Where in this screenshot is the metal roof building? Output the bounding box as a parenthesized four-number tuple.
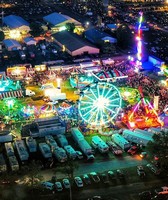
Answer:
(3, 15, 30, 32)
(3, 39, 22, 51)
(84, 28, 117, 44)
(52, 31, 100, 56)
(43, 12, 81, 32)
(23, 37, 36, 46)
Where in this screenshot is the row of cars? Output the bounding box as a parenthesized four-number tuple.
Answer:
(139, 186, 168, 200)
(41, 170, 125, 191)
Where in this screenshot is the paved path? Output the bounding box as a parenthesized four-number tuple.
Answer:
(40, 156, 148, 181)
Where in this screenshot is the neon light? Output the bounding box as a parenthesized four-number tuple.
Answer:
(136, 12, 143, 66)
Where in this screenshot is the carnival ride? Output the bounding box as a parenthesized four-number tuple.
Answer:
(78, 82, 122, 127)
(122, 87, 162, 129)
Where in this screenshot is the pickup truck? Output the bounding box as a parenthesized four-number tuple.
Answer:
(106, 141, 122, 155)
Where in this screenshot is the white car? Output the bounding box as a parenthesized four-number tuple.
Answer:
(55, 181, 63, 191)
(62, 178, 70, 189)
(74, 177, 83, 188)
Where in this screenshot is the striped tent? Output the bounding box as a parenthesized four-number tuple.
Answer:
(0, 90, 23, 99)
(95, 69, 125, 79)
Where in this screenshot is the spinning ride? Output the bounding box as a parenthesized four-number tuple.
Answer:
(78, 82, 122, 127)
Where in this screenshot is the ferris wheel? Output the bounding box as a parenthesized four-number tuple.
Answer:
(78, 82, 122, 127)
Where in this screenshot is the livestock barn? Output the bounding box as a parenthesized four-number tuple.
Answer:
(52, 31, 100, 56)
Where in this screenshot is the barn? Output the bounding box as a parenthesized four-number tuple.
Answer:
(43, 12, 81, 32)
(3, 15, 30, 33)
(52, 31, 100, 56)
(3, 39, 22, 51)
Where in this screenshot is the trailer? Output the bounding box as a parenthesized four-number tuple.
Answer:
(64, 145, 77, 160)
(56, 134, 68, 147)
(39, 143, 52, 159)
(45, 135, 58, 150)
(8, 156, 19, 171)
(92, 136, 109, 153)
(112, 133, 131, 151)
(71, 128, 84, 143)
(71, 128, 94, 159)
(5, 142, 15, 157)
(26, 137, 37, 153)
(14, 140, 29, 162)
(148, 128, 161, 134)
(122, 129, 153, 146)
(53, 147, 67, 163)
(0, 153, 7, 173)
(134, 129, 154, 138)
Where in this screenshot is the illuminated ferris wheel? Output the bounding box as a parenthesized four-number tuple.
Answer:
(78, 82, 122, 127)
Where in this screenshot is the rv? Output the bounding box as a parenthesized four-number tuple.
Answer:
(14, 140, 29, 162)
(26, 137, 37, 153)
(0, 153, 7, 173)
(39, 143, 52, 159)
(53, 147, 67, 163)
(71, 128, 94, 160)
(5, 142, 15, 157)
(8, 156, 19, 171)
(64, 145, 77, 160)
(56, 134, 68, 148)
(112, 133, 131, 151)
(122, 129, 153, 146)
(92, 136, 109, 153)
(45, 135, 58, 150)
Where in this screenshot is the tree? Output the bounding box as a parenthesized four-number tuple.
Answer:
(101, 42, 116, 54)
(116, 24, 133, 49)
(29, 22, 44, 37)
(0, 31, 5, 42)
(65, 23, 75, 32)
(146, 131, 168, 169)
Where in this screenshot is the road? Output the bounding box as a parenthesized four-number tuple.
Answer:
(40, 155, 147, 181)
(72, 178, 168, 200)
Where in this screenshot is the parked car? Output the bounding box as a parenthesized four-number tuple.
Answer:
(155, 186, 168, 195)
(62, 178, 70, 189)
(55, 181, 63, 191)
(107, 171, 115, 180)
(88, 196, 102, 200)
(76, 151, 83, 159)
(139, 191, 151, 200)
(83, 174, 91, 185)
(137, 166, 146, 178)
(116, 169, 125, 179)
(41, 181, 54, 190)
(100, 173, 109, 184)
(127, 145, 138, 155)
(74, 177, 83, 188)
(146, 163, 161, 175)
(90, 172, 100, 183)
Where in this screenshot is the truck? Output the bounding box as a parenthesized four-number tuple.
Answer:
(26, 137, 37, 153)
(53, 147, 67, 163)
(64, 145, 77, 160)
(39, 143, 52, 159)
(45, 135, 58, 150)
(106, 141, 123, 155)
(14, 140, 29, 162)
(71, 128, 94, 160)
(5, 142, 15, 157)
(112, 133, 131, 151)
(8, 156, 19, 171)
(0, 153, 7, 173)
(122, 129, 153, 146)
(91, 136, 109, 153)
(56, 134, 68, 147)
